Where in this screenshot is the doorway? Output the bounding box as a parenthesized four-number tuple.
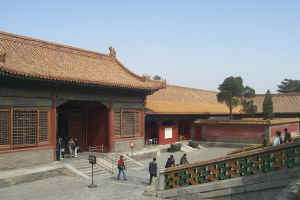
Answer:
(57, 101, 109, 152)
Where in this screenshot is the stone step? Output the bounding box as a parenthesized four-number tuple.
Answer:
(86, 170, 107, 176)
(181, 144, 198, 153)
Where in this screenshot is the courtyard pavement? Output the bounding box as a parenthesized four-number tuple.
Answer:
(0, 147, 235, 200)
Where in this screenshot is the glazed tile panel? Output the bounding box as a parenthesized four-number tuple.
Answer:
(163, 142, 300, 190)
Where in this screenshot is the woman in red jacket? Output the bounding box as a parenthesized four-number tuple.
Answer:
(117, 155, 127, 180)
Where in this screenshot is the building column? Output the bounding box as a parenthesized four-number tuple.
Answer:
(108, 104, 114, 152)
(265, 125, 271, 143)
(191, 126, 195, 140)
(52, 98, 57, 161)
(202, 125, 207, 141)
(141, 109, 145, 138)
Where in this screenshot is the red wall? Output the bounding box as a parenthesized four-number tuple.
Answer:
(158, 121, 179, 145)
(194, 126, 202, 141)
(87, 105, 108, 151)
(179, 122, 192, 140)
(270, 123, 299, 138)
(203, 125, 266, 143)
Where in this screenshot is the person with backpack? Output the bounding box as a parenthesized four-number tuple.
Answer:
(149, 157, 157, 185)
(117, 155, 127, 180)
(180, 153, 189, 165)
(165, 155, 175, 168)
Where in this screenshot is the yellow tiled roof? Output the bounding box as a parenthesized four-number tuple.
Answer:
(253, 93, 300, 113)
(146, 100, 241, 114)
(0, 30, 164, 90)
(147, 85, 300, 115)
(146, 85, 241, 114)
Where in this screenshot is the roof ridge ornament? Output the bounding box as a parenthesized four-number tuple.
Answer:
(0, 49, 6, 63)
(108, 46, 116, 58)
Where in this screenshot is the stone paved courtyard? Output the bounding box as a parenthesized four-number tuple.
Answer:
(0, 147, 235, 200)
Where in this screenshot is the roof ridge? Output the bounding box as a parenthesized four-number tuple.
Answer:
(114, 58, 166, 86)
(0, 30, 165, 90)
(255, 92, 300, 97)
(0, 30, 109, 59)
(167, 84, 217, 93)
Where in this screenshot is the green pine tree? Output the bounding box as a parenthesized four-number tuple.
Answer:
(263, 90, 273, 119)
(217, 76, 244, 119)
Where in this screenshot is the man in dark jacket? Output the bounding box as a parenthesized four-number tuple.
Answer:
(165, 155, 175, 168)
(284, 128, 292, 143)
(149, 157, 157, 185)
(180, 153, 189, 165)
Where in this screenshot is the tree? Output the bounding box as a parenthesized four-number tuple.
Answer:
(152, 75, 162, 80)
(241, 86, 257, 114)
(243, 86, 256, 98)
(217, 76, 244, 119)
(263, 90, 273, 119)
(241, 99, 257, 114)
(277, 79, 300, 93)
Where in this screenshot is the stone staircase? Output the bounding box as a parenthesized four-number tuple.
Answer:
(65, 152, 145, 177)
(100, 153, 144, 172)
(69, 158, 110, 177)
(181, 144, 198, 153)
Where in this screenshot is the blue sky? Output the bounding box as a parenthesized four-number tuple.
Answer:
(1, 1, 300, 93)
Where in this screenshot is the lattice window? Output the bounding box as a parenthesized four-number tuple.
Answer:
(39, 111, 49, 142)
(0, 110, 10, 146)
(122, 111, 135, 137)
(135, 111, 140, 135)
(13, 110, 38, 147)
(120, 110, 140, 137)
(114, 110, 121, 136)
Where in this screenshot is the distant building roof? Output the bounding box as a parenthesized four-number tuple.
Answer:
(194, 118, 300, 125)
(0, 30, 165, 90)
(147, 84, 300, 115)
(253, 93, 300, 113)
(146, 85, 241, 114)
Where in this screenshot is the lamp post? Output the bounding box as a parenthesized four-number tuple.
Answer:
(88, 155, 97, 188)
(130, 142, 134, 157)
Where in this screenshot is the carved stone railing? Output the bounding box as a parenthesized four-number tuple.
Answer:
(158, 141, 300, 190)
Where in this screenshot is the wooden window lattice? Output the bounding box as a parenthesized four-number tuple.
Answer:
(135, 112, 140, 134)
(0, 110, 10, 146)
(39, 111, 49, 142)
(122, 111, 135, 137)
(114, 111, 121, 136)
(13, 110, 38, 147)
(114, 110, 140, 137)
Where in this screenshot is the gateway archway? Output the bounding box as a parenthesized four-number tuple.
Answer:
(57, 101, 109, 152)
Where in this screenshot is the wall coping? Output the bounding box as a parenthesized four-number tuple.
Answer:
(0, 145, 54, 154)
(161, 141, 300, 174)
(194, 118, 300, 126)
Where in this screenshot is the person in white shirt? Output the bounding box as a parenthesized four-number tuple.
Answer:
(273, 131, 281, 146)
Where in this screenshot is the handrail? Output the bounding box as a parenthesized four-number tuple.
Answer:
(88, 145, 104, 153)
(159, 141, 300, 190)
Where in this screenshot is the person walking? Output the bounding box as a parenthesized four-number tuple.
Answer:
(279, 131, 283, 144)
(74, 138, 79, 158)
(180, 153, 189, 165)
(68, 137, 75, 158)
(149, 157, 157, 185)
(284, 128, 292, 143)
(165, 155, 175, 168)
(273, 131, 282, 146)
(61, 137, 65, 160)
(117, 155, 127, 180)
(56, 137, 63, 161)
